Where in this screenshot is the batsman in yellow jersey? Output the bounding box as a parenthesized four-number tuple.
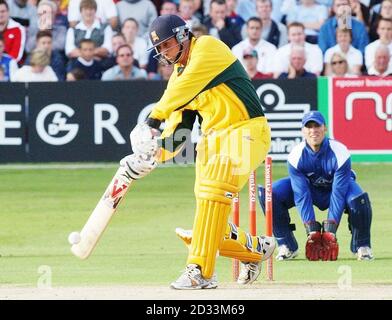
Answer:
(120, 14, 275, 290)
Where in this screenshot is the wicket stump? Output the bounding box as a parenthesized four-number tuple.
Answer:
(232, 156, 273, 281)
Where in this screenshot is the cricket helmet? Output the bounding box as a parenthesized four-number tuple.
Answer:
(149, 14, 189, 49)
(148, 14, 190, 65)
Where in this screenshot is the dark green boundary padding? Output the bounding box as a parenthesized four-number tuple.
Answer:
(317, 77, 392, 162)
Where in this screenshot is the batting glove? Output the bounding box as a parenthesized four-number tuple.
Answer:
(130, 122, 161, 157)
(120, 153, 158, 181)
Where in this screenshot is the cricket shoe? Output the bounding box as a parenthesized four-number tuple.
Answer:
(205, 273, 218, 289)
(170, 264, 217, 290)
(237, 236, 275, 285)
(357, 246, 374, 261)
(276, 245, 298, 261)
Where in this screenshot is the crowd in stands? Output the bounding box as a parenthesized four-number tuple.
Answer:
(0, 0, 391, 82)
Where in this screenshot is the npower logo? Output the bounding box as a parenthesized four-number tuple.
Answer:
(345, 92, 392, 132)
(331, 77, 392, 153)
(36, 104, 79, 145)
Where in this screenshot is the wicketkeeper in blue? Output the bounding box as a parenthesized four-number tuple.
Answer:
(258, 111, 373, 261)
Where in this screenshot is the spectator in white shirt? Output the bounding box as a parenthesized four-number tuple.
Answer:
(65, 0, 113, 60)
(367, 44, 392, 76)
(232, 16, 276, 74)
(286, 0, 328, 44)
(365, 18, 392, 73)
(278, 45, 317, 79)
(12, 48, 58, 81)
(324, 28, 363, 75)
(68, 0, 118, 30)
(121, 17, 148, 69)
(273, 22, 323, 77)
(328, 52, 357, 77)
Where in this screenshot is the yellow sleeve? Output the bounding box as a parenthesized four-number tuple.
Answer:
(149, 36, 236, 121)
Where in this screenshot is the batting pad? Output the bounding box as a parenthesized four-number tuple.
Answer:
(176, 224, 264, 263)
(218, 223, 264, 262)
(187, 155, 239, 279)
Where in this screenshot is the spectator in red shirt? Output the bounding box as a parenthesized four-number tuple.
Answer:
(243, 48, 273, 79)
(0, 0, 25, 62)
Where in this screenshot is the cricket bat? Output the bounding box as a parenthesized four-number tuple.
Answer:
(71, 167, 133, 259)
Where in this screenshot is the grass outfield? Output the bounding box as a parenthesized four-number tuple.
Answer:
(0, 163, 391, 287)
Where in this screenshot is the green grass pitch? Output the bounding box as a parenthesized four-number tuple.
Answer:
(0, 163, 391, 287)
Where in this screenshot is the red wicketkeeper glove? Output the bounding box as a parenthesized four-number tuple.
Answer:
(305, 221, 323, 261)
(320, 220, 339, 261)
